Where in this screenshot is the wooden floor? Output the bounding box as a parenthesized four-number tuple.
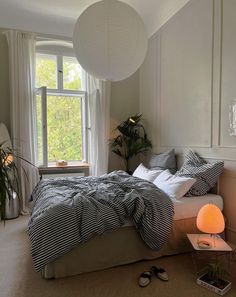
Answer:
(0, 215, 236, 297)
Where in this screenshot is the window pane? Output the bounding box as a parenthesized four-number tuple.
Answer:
(36, 93, 43, 166)
(63, 56, 82, 90)
(36, 54, 57, 89)
(47, 95, 83, 162)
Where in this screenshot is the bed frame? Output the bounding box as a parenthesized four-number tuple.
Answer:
(42, 216, 199, 279)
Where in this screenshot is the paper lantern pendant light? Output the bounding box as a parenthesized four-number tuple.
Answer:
(73, 0, 148, 81)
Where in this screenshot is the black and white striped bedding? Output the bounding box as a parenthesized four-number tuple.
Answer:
(28, 170, 174, 272)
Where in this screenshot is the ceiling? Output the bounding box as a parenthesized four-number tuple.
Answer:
(0, 0, 190, 38)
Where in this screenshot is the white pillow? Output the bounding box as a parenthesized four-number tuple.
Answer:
(133, 163, 163, 182)
(153, 170, 196, 200)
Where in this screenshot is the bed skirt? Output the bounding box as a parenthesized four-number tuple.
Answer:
(42, 217, 198, 279)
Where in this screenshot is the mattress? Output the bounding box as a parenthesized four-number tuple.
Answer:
(172, 194, 223, 220)
(124, 194, 223, 227)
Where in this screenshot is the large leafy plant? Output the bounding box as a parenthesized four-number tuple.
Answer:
(111, 114, 152, 173)
(0, 143, 19, 220)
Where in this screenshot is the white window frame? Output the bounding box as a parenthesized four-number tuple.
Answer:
(35, 50, 88, 168)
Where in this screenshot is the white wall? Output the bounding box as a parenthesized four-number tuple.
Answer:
(109, 71, 140, 172)
(140, 0, 236, 244)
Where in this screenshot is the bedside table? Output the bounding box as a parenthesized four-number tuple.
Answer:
(187, 234, 232, 275)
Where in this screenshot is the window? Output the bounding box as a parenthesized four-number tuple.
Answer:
(36, 53, 57, 89)
(35, 51, 87, 167)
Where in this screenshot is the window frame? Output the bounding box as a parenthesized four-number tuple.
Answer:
(35, 50, 88, 168)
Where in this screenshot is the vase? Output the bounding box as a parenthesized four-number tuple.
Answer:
(5, 190, 20, 219)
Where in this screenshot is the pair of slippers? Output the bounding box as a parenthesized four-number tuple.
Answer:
(139, 266, 168, 287)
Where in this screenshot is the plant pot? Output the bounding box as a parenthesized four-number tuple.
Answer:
(197, 273, 231, 296)
(5, 190, 20, 219)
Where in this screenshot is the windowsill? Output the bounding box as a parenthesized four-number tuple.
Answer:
(48, 161, 89, 168)
(38, 161, 89, 168)
(38, 162, 90, 176)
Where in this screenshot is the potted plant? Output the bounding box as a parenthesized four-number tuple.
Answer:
(0, 142, 20, 220)
(110, 114, 152, 174)
(197, 262, 231, 295)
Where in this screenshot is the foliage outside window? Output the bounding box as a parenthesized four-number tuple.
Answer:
(36, 54, 57, 89)
(35, 51, 87, 167)
(63, 56, 82, 90)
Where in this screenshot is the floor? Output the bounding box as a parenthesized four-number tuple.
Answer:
(0, 215, 236, 297)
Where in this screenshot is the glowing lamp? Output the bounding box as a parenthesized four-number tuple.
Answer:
(4, 153, 14, 166)
(196, 204, 225, 248)
(129, 117, 136, 124)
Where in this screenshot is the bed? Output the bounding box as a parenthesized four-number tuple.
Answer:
(41, 194, 223, 279)
(28, 171, 223, 279)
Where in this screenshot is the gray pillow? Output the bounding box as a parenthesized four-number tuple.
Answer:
(148, 149, 177, 174)
(176, 150, 224, 196)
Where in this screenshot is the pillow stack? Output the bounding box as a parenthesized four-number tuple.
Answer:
(133, 149, 223, 199)
(153, 170, 196, 200)
(176, 150, 224, 196)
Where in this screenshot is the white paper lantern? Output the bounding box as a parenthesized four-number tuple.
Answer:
(73, 0, 148, 81)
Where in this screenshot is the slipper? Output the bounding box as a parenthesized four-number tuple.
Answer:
(151, 266, 169, 281)
(138, 271, 152, 287)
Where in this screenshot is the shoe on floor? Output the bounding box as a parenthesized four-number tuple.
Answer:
(151, 266, 169, 281)
(138, 271, 152, 287)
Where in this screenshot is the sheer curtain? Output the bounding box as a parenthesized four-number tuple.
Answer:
(5, 30, 39, 214)
(85, 74, 111, 176)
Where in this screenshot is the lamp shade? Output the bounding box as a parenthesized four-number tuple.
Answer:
(4, 153, 13, 166)
(196, 204, 225, 234)
(73, 0, 148, 81)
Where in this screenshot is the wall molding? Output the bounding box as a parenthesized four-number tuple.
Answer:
(140, 0, 236, 243)
(210, 0, 215, 148)
(218, 0, 236, 148)
(218, 0, 223, 146)
(158, 0, 213, 148)
(144, 0, 236, 152)
(140, 0, 236, 244)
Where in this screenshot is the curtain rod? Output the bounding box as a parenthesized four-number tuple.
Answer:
(36, 33, 72, 42)
(1, 28, 72, 42)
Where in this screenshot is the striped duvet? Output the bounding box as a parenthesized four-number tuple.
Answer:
(28, 170, 174, 272)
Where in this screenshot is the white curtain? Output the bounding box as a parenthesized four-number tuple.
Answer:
(5, 30, 39, 214)
(85, 74, 111, 176)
